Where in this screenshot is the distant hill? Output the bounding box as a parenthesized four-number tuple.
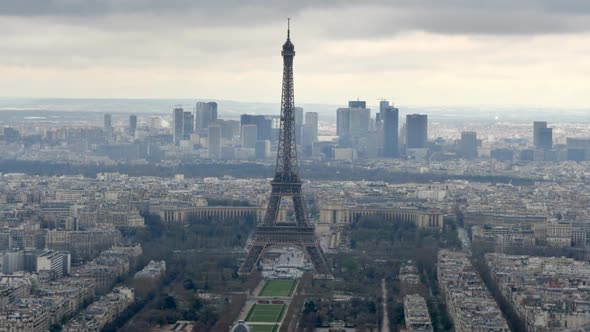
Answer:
(0, 98, 588, 123)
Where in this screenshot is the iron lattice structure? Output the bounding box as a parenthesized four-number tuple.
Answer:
(239, 24, 330, 275)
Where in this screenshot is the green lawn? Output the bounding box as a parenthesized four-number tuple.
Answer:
(249, 324, 279, 332)
(246, 304, 286, 323)
(259, 279, 297, 297)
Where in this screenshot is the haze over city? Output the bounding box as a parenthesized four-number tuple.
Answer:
(1, 2, 590, 332)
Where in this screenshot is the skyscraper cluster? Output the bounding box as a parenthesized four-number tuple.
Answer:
(335, 99, 429, 160)
(240, 115, 273, 142)
(168, 101, 319, 161)
(516, 121, 556, 162)
(93, 99, 572, 164)
(154, 101, 590, 164)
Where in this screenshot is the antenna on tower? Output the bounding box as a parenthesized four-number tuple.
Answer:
(287, 18, 291, 39)
(377, 98, 395, 106)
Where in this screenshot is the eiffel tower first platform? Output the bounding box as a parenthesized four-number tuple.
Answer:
(239, 22, 330, 276)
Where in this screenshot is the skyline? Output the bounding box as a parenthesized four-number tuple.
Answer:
(3, 4, 590, 328)
(1, 1, 590, 108)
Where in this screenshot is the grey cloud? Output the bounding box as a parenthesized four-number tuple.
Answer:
(1, 0, 590, 35)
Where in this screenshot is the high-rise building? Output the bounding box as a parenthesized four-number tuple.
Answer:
(241, 124, 258, 149)
(36, 250, 71, 279)
(294, 107, 304, 145)
(150, 117, 163, 129)
(2, 250, 24, 274)
(406, 114, 428, 149)
(183, 111, 194, 139)
(362, 131, 379, 158)
(336, 101, 370, 140)
(533, 121, 547, 147)
(567, 138, 590, 161)
(294, 107, 303, 126)
(240, 114, 273, 141)
(459, 131, 478, 159)
(104, 113, 112, 132)
(196, 102, 218, 132)
(303, 112, 319, 147)
(533, 121, 553, 150)
(538, 128, 553, 150)
(349, 102, 370, 138)
(128, 115, 137, 137)
(255, 140, 271, 159)
(220, 146, 235, 160)
(207, 125, 221, 159)
(2, 127, 20, 141)
(219, 120, 240, 140)
(103, 114, 113, 142)
(173, 107, 184, 145)
(382, 104, 399, 158)
(336, 108, 350, 137)
(378, 100, 390, 126)
(348, 100, 366, 108)
(104, 114, 112, 131)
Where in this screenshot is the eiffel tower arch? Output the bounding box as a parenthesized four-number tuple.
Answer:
(239, 21, 330, 275)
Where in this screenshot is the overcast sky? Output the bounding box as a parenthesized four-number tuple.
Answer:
(1, 0, 589, 108)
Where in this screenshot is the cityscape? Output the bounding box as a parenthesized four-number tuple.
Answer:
(1, 1, 590, 332)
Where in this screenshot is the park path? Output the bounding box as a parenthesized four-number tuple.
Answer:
(381, 278, 390, 332)
(251, 278, 266, 297)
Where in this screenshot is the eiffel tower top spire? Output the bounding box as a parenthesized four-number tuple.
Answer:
(282, 18, 295, 57)
(275, 18, 298, 183)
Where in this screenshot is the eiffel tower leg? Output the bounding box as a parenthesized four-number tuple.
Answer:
(292, 193, 308, 227)
(263, 194, 282, 226)
(239, 245, 264, 274)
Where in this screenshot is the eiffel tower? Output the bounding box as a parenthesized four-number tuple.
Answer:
(239, 21, 329, 275)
